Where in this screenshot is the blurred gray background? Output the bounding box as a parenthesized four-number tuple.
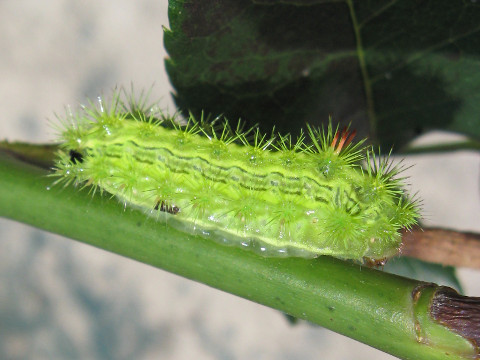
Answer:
(1, 1, 479, 359)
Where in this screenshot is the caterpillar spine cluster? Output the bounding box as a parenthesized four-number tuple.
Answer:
(52, 89, 419, 262)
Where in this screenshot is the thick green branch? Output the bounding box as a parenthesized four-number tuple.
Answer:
(0, 150, 478, 360)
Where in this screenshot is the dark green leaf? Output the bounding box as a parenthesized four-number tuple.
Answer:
(384, 256, 463, 294)
(165, 0, 480, 150)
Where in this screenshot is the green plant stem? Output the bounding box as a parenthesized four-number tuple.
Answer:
(400, 140, 480, 155)
(0, 150, 477, 360)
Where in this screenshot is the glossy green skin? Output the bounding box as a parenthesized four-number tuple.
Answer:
(55, 113, 418, 261)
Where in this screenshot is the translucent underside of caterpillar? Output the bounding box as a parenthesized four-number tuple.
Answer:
(52, 90, 419, 261)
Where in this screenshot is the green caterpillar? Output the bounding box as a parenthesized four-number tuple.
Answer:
(53, 90, 419, 262)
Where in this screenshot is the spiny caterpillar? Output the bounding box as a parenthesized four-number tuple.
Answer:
(52, 90, 419, 262)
